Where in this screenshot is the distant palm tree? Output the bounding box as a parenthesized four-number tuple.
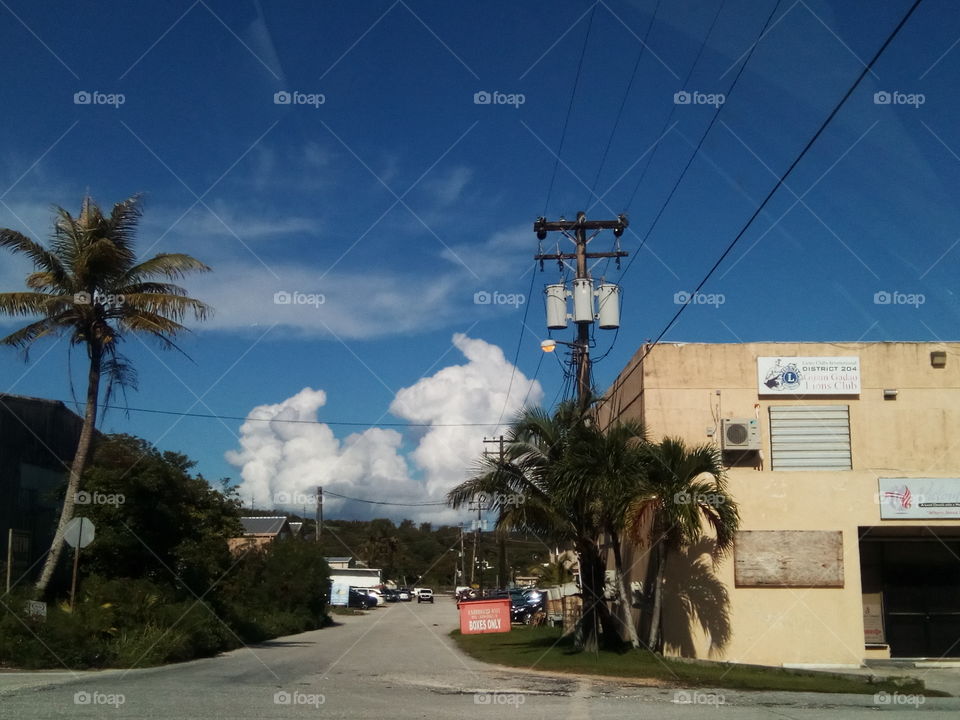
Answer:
(626, 438, 740, 652)
(0, 194, 211, 594)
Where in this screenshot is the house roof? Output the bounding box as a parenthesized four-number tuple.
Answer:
(239, 516, 289, 536)
(288, 522, 303, 535)
(325, 556, 352, 563)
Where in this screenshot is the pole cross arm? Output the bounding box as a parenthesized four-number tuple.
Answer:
(533, 213, 628, 236)
(534, 251, 628, 261)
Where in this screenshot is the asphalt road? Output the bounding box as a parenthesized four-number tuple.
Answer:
(2, 597, 959, 719)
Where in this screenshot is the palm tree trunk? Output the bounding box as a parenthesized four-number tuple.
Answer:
(35, 343, 101, 595)
(574, 540, 607, 653)
(610, 529, 641, 649)
(647, 541, 666, 652)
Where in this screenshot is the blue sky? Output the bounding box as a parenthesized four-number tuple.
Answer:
(1, 0, 958, 522)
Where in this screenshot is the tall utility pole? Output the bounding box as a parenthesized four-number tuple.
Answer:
(483, 436, 509, 589)
(459, 523, 465, 587)
(315, 486, 323, 542)
(468, 498, 483, 586)
(534, 212, 628, 410)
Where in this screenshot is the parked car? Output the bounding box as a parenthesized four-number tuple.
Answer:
(510, 588, 545, 624)
(398, 588, 412, 601)
(382, 588, 400, 602)
(364, 588, 385, 606)
(348, 588, 376, 609)
(417, 588, 434, 603)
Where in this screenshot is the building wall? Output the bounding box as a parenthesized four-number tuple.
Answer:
(0, 395, 84, 579)
(600, 342, 960, 666)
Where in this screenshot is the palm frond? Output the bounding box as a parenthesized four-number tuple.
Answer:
(0, 230, 68, 282)
(0, 291, 70, 318)
(119, 253, 212, 283)
(111, 293, 212, 323)
(0, 315, 64, 350)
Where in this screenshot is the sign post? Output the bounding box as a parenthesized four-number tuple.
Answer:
(63, 517, 95, 611)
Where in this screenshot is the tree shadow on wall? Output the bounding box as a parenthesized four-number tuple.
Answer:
(661, 539, 732, 658)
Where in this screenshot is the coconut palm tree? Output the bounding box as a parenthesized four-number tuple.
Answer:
(626, 437, 740, 652)
(448, 401, 621, 652)
(0, 194, 211, 595)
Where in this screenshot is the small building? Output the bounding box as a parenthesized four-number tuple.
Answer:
(325, 556, 353, 570)
(328, 567, 383, 598)
(0, 394, 84, 582)
(228, 516, 293, 554)
(600, 341, 960, 666)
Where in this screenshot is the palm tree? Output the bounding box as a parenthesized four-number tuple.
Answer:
(0, 194, 211, 595)
(564, 419, 649, 648)
(626, 437, 740, 652)
(448, 401, 621, 652)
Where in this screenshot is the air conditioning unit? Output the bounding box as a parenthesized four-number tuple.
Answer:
(721, 418, 761, 451)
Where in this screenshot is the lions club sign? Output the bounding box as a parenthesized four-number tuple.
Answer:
(757, 356, 860, 396)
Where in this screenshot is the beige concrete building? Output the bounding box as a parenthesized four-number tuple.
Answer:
(599, 341, 960, 666)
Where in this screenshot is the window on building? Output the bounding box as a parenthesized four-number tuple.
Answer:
(769, 405, 852, 470)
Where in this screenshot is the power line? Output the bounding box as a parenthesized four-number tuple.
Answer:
(82, 403, 513, 427)
(543, 3, 597, 216)
(323, 490, 448, 507)
(493, 260, 539, 429)
(619, 0, 782, 279)
(586, 0, 663, 205)
(606, 0, 926, 400)
(615, 0, 728, 217)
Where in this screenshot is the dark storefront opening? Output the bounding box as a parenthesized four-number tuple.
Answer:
(860, 529, 960, 658)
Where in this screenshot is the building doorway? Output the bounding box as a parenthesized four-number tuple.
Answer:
(860, 531, 960, 658)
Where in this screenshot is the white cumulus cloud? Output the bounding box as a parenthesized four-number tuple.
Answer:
(226, 334, 543, 521)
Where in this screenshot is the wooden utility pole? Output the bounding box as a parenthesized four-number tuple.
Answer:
(316, 486, 323, 542)
(468, 499, 483, 586)
(483, 436, 510, 589)
(534, 212, 628, 409)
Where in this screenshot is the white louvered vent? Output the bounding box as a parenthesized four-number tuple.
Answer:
(769, 405, 851, 470)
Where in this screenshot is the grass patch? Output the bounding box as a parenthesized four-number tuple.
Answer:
(451, 626, 946, 696)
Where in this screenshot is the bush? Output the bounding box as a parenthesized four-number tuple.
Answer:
(0, 540, 331, 670)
